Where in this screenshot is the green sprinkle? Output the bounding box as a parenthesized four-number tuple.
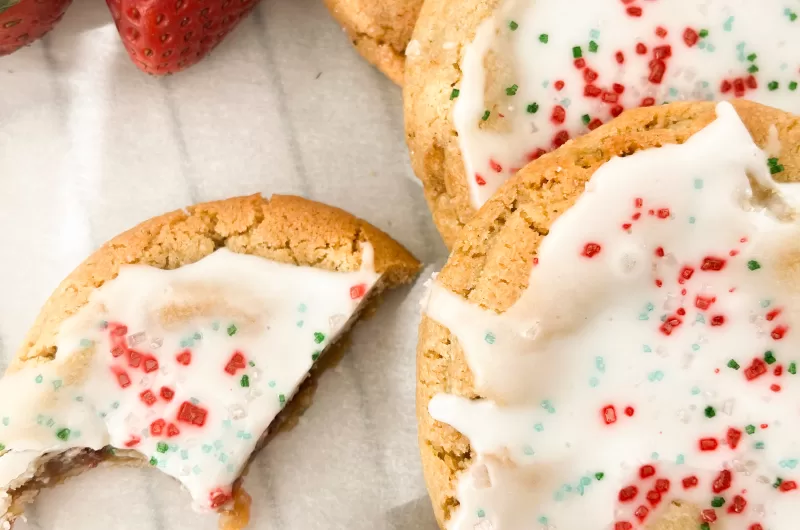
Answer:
(775, 477, 784, 488)
(249, 361, 255, 367)
(0, 444, 5, 451)
(508, 20, 518, 31)
(477, 509, 485, 518)
(278, 394, 286, 404)
(311, 351, 321, 361)
(538, 516, 548, 525)
(768, 81, 779, 91)
(149, 456, 157, 466)
(296, 320, 304, 328)
(727, 359, 740, 370)
(314, 332, 325, 344)
(699, 29, 709, 38)
(747, 52, 757, 61)
(572, 46, 582, 59)
(581, 114, 591, 125)
(748, 65, 759, 74)
(1, 417, 8, 426)
(157, 442, 168, 453)
(212, 321, 220, 331)
(704, 406, 716, 418)
(791, 81, 798, 91)
(56, 428, 70, 441)
(484, 332, 496, 344)
(481, 110, 490, 121)
(746, 424, 756, 435)
(700, 523, 710, 530)
(450, 88, 460, 100)
(790, 362, 797, 375)
(588, 40, 598, 53)
(594, 472, 604, 480)
(688, 216, 696, 224)
(755, 441, 766, 450)
(52, 380, 62, 390)
(747, 260, 761, 271)
(240, 375, 250, 388)
(35, 375, 43, 384)
(527, 102, 539, 114)
(227, 324, 237, 336)
(506, 84, 519, 96)
(765, 351, 777, 364)
(539, 33, 549, 43)
(711, 496, 725, 507)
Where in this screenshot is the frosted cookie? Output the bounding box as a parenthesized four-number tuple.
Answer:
(323, 0, 423, 84)
(417, 101, 800, 530)
(405, 0, 800, 247)
(0, 194, 419, 528)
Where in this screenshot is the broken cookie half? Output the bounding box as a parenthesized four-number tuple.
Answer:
(0, 194, 419, 528)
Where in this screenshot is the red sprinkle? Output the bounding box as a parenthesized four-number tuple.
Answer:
(110, 324, 128, 337)
(128, 351, 142, 369)
(728, 495, 747, 514)
(771, 384, 782, 393)
(657, 208, 670, 219)
(160, 386, 175, 401)
(682, 476, 699, 489)
(646, 490, 661, 506)
(615, 523, 632, 530)
(766, 309, 781, 321)
(619, 485, 638, 502)
(143, 355, 159, 373)
(771, 325, 788, 340)
(695, 295, 715, 310)
(615, 51, 625, 64)
(640, 465, 656, 479)
(209, 489, 231, 509)
(680, 266, 695, 282)
(350, 283, 367, 299)
(124, 436, 141, 448)
(475, 174, 487, 186)
(489, 159, 503, 173)
(574, 58, 586, 69)
(140, 390, 157, 406)
(551, 105, 566, 125)
(636, 43, 647, 55)
(655, 247, 665, 257)
(727, 428, 742, 449)
(113, 368, 131, 389)
(150, 419, 166, 436)
(641, 97, 655, 107)
(711, 315, 725, 327)
(700, 438, 719, 452)
(655, 26, 667, 38)
(779, 480, 798, 492)
(626, 6, 642, 17)
(624, 406, 635, 417)
(224, 351, 247, 375)
(603, 405, 617, 425)
(584, 84, 602, 98)
(653, 45, 672, 60)
(660, 316, 683, 336)
(655, 479, 670, 492)
(744, 358, 768, 381)
(167, 423, 181, 438)
(701, 257, 727, 271)
(588, 118, 603, 130)
(683, 27, 699, 47)
(526, 149, 547, 162)
(554, 80, 565, 91)
(176, 350, 192, 366)
(712, 469, 732, 493)
(610, 105, 624, 117)
(177, 401, 208, 427)
(701, 509, 718, 522)
(613, 83, 625, 94)
(583, 242, 602, 258)
(634, 505, 649, 522)
(634, 198, 643, 208)
(552, 131, 570, 148)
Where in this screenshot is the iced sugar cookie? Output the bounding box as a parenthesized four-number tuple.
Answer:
(405, 0, 800, 246)
(323, 0, 423, 84)
(0, 194, 419, 528)
(417, 101, 800, 530)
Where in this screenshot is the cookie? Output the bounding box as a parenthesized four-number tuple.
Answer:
(0, 194, 419, 527)
(323, 0, 423, 84)
(405, 0, 800, 247)
(417, 101, 800, 530)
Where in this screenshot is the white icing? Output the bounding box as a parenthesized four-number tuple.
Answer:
(455, 0, 800, 207)
(0, 245, 379, 514)
(427, 103, 800, 529)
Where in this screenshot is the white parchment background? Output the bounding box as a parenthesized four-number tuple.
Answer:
(0, 0, 446, 527)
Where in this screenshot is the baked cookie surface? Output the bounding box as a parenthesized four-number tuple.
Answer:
(405, 0, 800, 247)
(417, 101, 800, 530)
(0, 194, 419, 526)
(323, 0, 423, 84)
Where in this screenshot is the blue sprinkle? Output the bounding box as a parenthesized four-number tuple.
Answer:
(643, 345, 652, 353)
(227, 463, 236, 473)
(193, 465, 202, 475)
(691, 386, 701, 395)
(181, 450, 189, 460)
(646, 302, 654, 311)
(268, 380, 277, 388)
(692, 344, 700, 351)
(477, 509, 485, 518)
(298, 303, 307, 313)
(648, 370, 665, 382)
(534, 423, 544, 432)
(193, 332, 202, 340)
(707, 43, 716, 52)
(79, 339, 93, 348)
(698, 41, 707, 50)
(723, 16, 735, 31)
(214, 440, 223, 449)
(580, 476, 591, 486)
(761, 299, 772, 308)
(202, 445, 213, 454)
(589, 377, 599, 387)
(523, 445, 534, 456)
(296, 320, 304, 328)
(696, 314, 706, 324)
(694, 178, 704, 189)
(689, 216, 696, 224)
(1, 417, 8, 426)
(554, 491, 565, 502)
(676, 454, 685, 465)
(52, 380, 62, 390)
(651, 452, 660, 460)
(589, 29, 600, 39)
(212, 322, 220, 331)
(638, 313, 649, 321)
(595, 357, 605, 372)
(577, 484, 585, 496)
(484, 332, 496, 345)
(780, 459, 798, 469)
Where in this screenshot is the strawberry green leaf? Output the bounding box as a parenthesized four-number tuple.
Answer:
(0, 0, 21, 15)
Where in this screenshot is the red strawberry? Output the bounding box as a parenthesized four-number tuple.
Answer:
(0, 0, 72, 56)
(106, 0, 257, 75)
